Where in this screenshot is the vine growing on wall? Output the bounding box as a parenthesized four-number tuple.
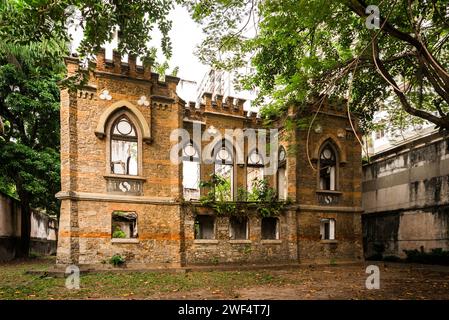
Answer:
(196, 174, 290, 218)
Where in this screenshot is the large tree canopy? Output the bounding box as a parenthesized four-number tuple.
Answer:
(186, 0, 449, 131)
(0, 0, 177, 60)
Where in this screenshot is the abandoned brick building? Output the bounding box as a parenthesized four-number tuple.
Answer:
(56, 50, 364, 267)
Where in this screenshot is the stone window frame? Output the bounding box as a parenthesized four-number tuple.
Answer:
(277, 146, 288, 200)
(105, 110, 144, 178)
(229, 216, 249, 241)
(111, 211, 139, 244)
(194, 214, 216, 240)
(320, 218, 336, 241)
(261, 217, 280, 240)
(317, 140, 339, 191)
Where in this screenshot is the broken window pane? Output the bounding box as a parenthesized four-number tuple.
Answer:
(194, 215, 215, 239)
(230, 217, 248, 240)
(112, 211, 138, 238)
(261, 217, 279, 240)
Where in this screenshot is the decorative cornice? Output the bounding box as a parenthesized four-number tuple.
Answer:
(55, 191, 179, 204)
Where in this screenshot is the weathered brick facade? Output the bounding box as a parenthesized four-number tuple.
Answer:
(56, 51, 363, 267)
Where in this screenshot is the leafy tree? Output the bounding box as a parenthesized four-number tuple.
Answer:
(0, 41, 63, 257)
(0, 0, 177, 60)
(186, 0, 449, 131)
(0, 0, 181, 257)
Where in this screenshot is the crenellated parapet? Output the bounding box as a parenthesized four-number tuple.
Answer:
(94, 48, 151, 81)
(182, 97, 262, 127)
(200, 92, 246, 117)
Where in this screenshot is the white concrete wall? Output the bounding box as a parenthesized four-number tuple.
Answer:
(0, 194, 20, 237)
(362, 132, 449, 257)
(0, 192, 57, 240)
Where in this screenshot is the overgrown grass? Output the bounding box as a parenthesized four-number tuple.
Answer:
(0, 257, 287, 300)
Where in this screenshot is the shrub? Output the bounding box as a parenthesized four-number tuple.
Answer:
(366, 253, 383, 261)
(112, 226, 126, 239)
(404, 248, 449, 265)
(383, 255, 402, 262)
(109, 254, 126, 267)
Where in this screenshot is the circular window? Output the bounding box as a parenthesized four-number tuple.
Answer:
(279, 148, 286, 161)
(184, 144, 197, 157)
(322, 148, 333, 160)
(249, 152, 261, 164)
(116, 119, 132, 135)
(217, 148, 230, 161)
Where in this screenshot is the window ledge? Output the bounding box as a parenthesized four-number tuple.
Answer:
(316, 190, 342, 195)
(261, 239, 282, 244)
(111, 238, 139, 244)
(104, 174, 146, 181)
(193, 239, 219, 244)
(320, 239, 338, 244)
(229, 240, 252, 244)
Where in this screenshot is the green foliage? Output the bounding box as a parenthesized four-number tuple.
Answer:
(404, 248, 449, 266)
(186, 0, 449, 131)
(382, 255, 402, 262)
(153, 61, 180, 81)
(0, 0, 176, 60)
(199, 174, 235, 215)
(112, 226, 126, 239)
(198, 174, 288, 218)
(109, 254, 126, 267)
(366, 253, 383, 261)
(0, 41, 62, 217)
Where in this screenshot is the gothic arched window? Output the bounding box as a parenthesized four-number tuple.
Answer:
(247, 149, 264, 192)
(110, 115, 138, 176)
(277, 146, 287, 200)
(319, 143, 337, 190)
(214, 140, 234, 201)
(183, 141, 200, 200)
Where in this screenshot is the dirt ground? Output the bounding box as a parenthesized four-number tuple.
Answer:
(1, 257, 449, 300)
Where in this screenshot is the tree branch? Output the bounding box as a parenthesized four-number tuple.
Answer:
(347, 0, 449, 86)
(371, 37, 449, 130)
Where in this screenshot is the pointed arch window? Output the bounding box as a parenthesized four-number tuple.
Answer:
(247, 149, 264, 192)
(110, 115, 138, 176)
(319, 144, 337, 190)
(214, 140, 234, 201)
(277, 146, 287, 200)
(183, 141, 200, 200)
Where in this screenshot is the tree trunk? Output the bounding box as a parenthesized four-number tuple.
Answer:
(17, 194, 31, 258)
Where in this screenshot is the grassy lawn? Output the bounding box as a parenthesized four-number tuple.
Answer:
(0, 257, 286, 300)
(1, 256, 449, 300)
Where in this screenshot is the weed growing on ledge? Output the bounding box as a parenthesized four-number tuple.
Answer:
(109, 254, 126, 267)
(196, 174, 290, 218)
